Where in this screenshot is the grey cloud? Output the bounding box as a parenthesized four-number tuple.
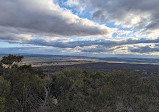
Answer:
(26, 39, 72, 48)
(1, 28, 159, 50)
(69, 0, 159, 30)
(129, 45, 159, 53)
(0, 33, 27, 42)
(2, 37, 159, 54)
(81, 46, 115, 53)
(25, 38, 159, 49)
(0, 0, 110, 38)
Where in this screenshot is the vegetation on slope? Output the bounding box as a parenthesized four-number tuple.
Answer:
(0, 55, 159, 112)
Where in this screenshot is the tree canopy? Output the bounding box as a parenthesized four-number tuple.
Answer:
(0, 55, 159, 112)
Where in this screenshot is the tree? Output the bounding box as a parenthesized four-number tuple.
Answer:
(50, 69, 87, 112)
(1, 54, 23, 68)
(6, 65, 46, 112)
(0, 55, 46, 112)
(0, 76, 10, 112)
(0, 55, 159, 111)
(50, 69, 116, 112)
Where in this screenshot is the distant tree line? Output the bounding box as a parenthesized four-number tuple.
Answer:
(0, 55, 159, 112)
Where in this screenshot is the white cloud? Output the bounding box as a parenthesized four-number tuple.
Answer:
(66, 0, 80, 7)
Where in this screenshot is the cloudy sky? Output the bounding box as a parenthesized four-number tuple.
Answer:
(0, 0, 159, 58)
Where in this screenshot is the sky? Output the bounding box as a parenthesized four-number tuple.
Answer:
(0, 0, 159, 58)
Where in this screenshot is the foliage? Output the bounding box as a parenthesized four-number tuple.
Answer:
(0, 55, 159, 112)
(0, 76, 10, 112)
(0, 55, 46, 112)
(49, 69, 159, 112)
(1, 54, 23, 64)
